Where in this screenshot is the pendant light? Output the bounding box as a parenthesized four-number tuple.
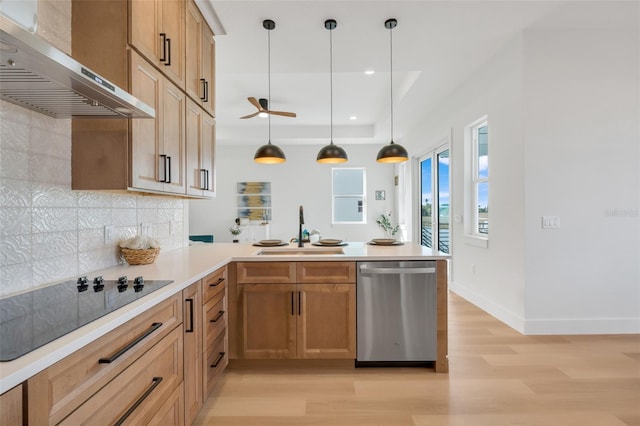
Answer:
(376, 18, 408, 164)
(317, 19, 348, 164)
(254, 19, 286, 164)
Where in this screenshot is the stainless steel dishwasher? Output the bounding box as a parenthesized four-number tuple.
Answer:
(356, 260, 437, 364)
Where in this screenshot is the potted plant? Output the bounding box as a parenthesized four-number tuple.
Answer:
(229, 225, 242, 243)
(376, 213, 400, 239)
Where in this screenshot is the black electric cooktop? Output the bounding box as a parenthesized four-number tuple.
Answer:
(0, 276, 173, 361)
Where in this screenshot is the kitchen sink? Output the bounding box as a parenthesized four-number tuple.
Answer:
(256, 247, 345, 256)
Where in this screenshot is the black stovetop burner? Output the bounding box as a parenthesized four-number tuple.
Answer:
(0, 276, 173, 361)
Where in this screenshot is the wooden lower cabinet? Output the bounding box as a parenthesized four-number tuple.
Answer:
(0, 384, 22, 426)
(58, 327, 183, 425)
(183, 282, 203, 425)
(236, 262, 356, 360)
(201, 267, 228, 399)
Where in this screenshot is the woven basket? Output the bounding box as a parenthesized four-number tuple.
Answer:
(120, 247, 160, 265)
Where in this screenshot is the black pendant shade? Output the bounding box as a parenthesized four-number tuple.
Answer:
(376, 140, 409, 163)
(377, 18, 408, 164)
(317, 19, 348, 164)
(254, 141, 286, 164)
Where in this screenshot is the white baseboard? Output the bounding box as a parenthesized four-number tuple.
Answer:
(450, 280, 640, 335)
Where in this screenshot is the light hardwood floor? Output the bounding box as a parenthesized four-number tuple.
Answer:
(194, 293, 640, 426)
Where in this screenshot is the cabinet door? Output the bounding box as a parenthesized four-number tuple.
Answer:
(201, 111, 216, 196)
(238, 284, 297, 359)
(0, 385, 22, 426)
(201, 24, 215, 117)
(130, 51, 164, 192)
(297, 284, 356, 359)
(183, 282, 202, 426)
(160, 0, 185, 88)
(185, 99, 203, 196)
(185, 0, 203, 103)
(161, 78, 186, 194)
(129, 0, 160, 65)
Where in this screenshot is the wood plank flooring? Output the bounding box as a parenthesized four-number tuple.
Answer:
(194, 293, 640, 426)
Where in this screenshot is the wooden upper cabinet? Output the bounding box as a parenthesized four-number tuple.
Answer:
(130, 50, 185, 195)
(186, 98, 216, 197)
(186, 0, 215, 116)
(130, 0, 185, 89)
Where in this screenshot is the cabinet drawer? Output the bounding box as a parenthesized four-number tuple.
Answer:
(60, 327, 183, 425)
(203, 328, 227, 397)
(204, 291, 226, 347)
(237, 262, 296, 284)
(297, 262, 356, 283)
(28, 294, 182, 425)
(202, 266, 226, 302)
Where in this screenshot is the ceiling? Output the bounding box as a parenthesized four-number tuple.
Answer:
(207, 1, 629, 147)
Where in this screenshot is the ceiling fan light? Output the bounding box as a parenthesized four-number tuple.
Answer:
(317, 142, 348, 163)
(258, 111, 268, 118)
(376, 140, 408, 163)
(254, 142, 286, 164)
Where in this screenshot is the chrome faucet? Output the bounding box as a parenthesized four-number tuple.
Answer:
(298, 205, 304, 247)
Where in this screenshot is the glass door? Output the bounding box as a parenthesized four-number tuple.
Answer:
(419, 145, 450, 254)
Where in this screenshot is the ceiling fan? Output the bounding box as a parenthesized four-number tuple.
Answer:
(240, 97, 297, 119)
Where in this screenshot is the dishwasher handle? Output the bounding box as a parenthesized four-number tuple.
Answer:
(359, 266, 436, 275)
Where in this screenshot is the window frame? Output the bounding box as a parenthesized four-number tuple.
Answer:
(331, 167, 367, 225)
(464, 116, 489, 247)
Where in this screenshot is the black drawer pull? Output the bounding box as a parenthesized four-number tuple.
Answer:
(203, 80, 209, 102)
(209, 277, 225, 287)
(210, 352, 225, 368)
(200, 78, 207, 100)
(114, 376, 163, 426)
(210, 310, 225, 323)
(185, 299, 194, 333)
(159, 33, 167, 62)
(99, 322, 162, 364)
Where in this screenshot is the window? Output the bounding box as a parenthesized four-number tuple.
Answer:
(465, 117, 489, 245)
(332, 168, 366, 224)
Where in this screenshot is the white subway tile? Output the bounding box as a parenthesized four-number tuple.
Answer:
(76, 191, 113, 208)
(78, 208, 111, 230)
(112, 208, 137, 227)
(32, 183, 76, 207)
(32, 208, 77, 233)
(0, 179, 32, 207)
(0, 234, 31, 266)
(0, 208, 31, 236)
(32, 231, 77, 260)
(33, 254, 78, 287)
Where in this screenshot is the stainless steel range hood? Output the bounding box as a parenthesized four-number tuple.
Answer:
(0, 16, 154, 119)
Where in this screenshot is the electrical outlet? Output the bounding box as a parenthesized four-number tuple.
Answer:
(169, 220, 175, 235)
(104, 225, 113, 243)
(141, 223, 152, 236)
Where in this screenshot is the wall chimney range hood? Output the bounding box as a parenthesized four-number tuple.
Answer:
(0, 16, 154, 119)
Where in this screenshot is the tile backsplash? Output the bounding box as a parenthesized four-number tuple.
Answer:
(0, 100, 189, 297)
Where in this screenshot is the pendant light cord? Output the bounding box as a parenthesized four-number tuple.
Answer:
(330, 26, 333, 143)
(389, 23, 394, 143)
(267, 28, 272, 143)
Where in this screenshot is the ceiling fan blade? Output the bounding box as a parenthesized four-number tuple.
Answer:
(268, 111, 297, 118)
(247, 97, 261, 110)
(240, 111, 260, 119)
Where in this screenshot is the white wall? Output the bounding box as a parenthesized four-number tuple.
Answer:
(401, 36, 528, 330)
(523, 28, 640, 333)
(189, 144, 397, 243)
(399, 3, 639, 334)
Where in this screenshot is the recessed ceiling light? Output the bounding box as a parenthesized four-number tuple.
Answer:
(349, 116, 357, 120)
(364, 70, 375, 75)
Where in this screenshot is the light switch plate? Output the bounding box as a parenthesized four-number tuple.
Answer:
(141, 223, 152, 236)
(542, 216, 560, 229)
(104, 225, 113, 243)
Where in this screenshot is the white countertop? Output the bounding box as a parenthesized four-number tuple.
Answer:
(0, 242, 448, 393)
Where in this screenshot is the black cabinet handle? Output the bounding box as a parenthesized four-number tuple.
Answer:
(159, 154, 167, 182)
(298, 291, 301, 316)
(291, 292, 294, 316)
(210, 310, 225, 323)
(166, 156, 172, 183)
(205, 169, 210, 190)
(159, 33, 167, 62)
(99, 322, 162, 364)
(200, 78, 206, 100)
(210, 352, 225, 368)
(114, 377, 163, 426)
(203, 80, 209, 103)
(185, 299, 194, 333)
(209, 277, 224, 287)
(199, 168, 207, 190)
(165, 37, 172, 66)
